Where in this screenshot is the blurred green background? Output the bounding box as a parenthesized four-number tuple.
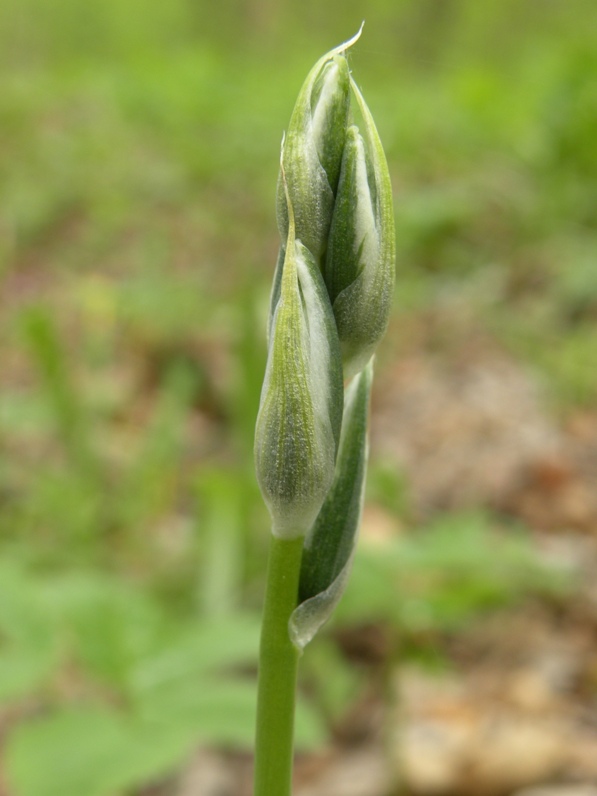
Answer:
(1, 1, 597, 794)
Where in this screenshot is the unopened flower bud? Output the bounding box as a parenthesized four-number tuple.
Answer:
(324, 81, 395, 378)
(255, 189, 343, 539)
(276, 40, 355, 262)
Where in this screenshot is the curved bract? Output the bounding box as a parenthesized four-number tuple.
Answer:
(291, 361, 372, 649)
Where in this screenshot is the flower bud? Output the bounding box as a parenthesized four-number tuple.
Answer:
(255, 193, 343, 539)
(276, 45, 352, 262)
(324, 81, 395, 378)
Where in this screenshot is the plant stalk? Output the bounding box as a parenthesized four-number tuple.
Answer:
(254, 534, 304, 796)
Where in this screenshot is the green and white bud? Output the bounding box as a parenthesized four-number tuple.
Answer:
(276, 31, 362, 262)
(255, 188, 343, 539)
(324, 81, 396, 379)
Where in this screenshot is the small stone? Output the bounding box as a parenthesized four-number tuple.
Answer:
(513, 787, 597, 796)
(296, 748, 390, 796)
(178, 750, 236, 796)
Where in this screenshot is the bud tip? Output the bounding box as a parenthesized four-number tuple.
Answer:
(332, 22, 365, 57)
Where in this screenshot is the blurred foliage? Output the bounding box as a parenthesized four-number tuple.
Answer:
(1, 0, 596, 792)
(0, 562, 324, 796)
(338, 512, 570, 635)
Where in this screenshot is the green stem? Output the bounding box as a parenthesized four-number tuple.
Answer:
(254, 534, 304, 796)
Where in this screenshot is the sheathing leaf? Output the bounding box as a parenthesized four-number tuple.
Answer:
(290, 361, 372, 649)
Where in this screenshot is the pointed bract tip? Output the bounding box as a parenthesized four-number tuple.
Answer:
(330, 22, 365, 57)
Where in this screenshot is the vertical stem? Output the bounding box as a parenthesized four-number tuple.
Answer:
(254, 534, 304, 796)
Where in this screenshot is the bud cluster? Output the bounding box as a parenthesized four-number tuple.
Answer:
(276, 31, 395, 380)
(254, 28, 395, 642)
